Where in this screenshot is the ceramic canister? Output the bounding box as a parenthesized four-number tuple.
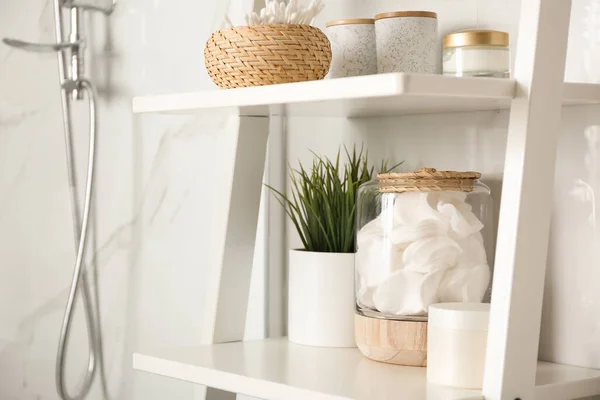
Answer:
(375, 11, 438, 74)
(325, 19, 377, 78)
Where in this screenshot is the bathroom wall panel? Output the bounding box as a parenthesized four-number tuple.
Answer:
(0, 0, 264, 399)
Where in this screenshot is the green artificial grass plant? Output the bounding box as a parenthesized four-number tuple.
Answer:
(267, 146, 400, 253)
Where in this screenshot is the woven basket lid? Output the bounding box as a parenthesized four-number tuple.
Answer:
(377, 168, 481, 193)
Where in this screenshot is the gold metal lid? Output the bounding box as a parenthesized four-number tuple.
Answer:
(326, 18, 375, 27)
(443, 30, 509, 49)
(374, 11, 438, 20)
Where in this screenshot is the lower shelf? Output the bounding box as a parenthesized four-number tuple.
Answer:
(133, 338, 600, 400)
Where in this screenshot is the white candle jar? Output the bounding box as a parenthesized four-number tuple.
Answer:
(325, 19, 377, 78)
(375, 11, 438, 74)
(427, 303, 490, 389)
(354, 168, 494, 366)
(443, 30, 510, 78)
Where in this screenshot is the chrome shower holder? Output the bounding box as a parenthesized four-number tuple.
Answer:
(3, 0, 116, 100)
(3, 1, 117, 400)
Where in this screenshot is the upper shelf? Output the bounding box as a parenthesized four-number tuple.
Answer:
(132, 73, 600, 117)
(133, 338, 600, 400)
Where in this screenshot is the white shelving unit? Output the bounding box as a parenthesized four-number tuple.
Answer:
(133, 72, 600, 117)
(133, 338, 600, 400)
(132, 0, 600, 399)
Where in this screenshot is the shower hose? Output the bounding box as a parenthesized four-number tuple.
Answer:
(55, 79, 109, 400)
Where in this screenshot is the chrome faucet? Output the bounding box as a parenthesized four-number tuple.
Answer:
(3, 0, 116, 100)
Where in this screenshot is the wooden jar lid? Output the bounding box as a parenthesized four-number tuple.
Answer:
(378, 167, 481, 180)
(377, 167, 482, 193)
(355, 313, 428, 367)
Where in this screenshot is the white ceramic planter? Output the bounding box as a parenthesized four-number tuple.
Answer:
(288, 250, 356, 347)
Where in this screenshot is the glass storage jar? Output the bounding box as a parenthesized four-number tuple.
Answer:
(443, 30, 510, 78)
(354, 168, 494, 366)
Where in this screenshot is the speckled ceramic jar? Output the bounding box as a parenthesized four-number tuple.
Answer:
(375, 11, 438, 74)
(325, 19, 377, 78)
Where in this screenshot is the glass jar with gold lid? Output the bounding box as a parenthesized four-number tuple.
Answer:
(443, 30, 510, 78)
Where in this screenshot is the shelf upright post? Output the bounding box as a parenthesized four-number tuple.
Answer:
(204, 1, 269, 398)
(483, 0, 572, 399)
(200, 116, 270, 400)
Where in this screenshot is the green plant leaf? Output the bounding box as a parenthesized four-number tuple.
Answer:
(265, 145, 401, 253)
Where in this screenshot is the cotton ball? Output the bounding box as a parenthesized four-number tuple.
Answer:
(389, 218, 449, 248)
(394, 192, 442, 226)
(438, 264, 491, 303)
(435, 190, 468, 206)
(438, 202, 484, 238)
(357, 277, 377, 309)
(393, 192, 422, 225)
(356, 235, 404, 287)
(359, 215, 384, 234)
(356, 216, 383, 248)
(373, 269, 445, 315)
(402, 236, 462, 269)
(455, 232, 487, 268)
(358, 197, 396, 247)
(404, 261, 449, 274)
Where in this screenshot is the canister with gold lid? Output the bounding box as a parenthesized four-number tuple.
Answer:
(443, 30, 510, 78)
(325, 18, 377, 78)
(375, 11, 439, 74)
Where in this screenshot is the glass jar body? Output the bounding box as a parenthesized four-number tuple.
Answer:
(355, 181, 494, 321)
(443, 46, 510, 78)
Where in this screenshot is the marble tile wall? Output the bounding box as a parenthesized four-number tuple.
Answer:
(0, 0, 264, 399)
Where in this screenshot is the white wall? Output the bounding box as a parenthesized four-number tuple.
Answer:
(0, 0, 265, 399)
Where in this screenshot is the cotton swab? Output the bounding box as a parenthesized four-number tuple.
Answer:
(238, 0, 325, 26)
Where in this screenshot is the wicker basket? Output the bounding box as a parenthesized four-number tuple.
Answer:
(204, 24, 332, 89)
